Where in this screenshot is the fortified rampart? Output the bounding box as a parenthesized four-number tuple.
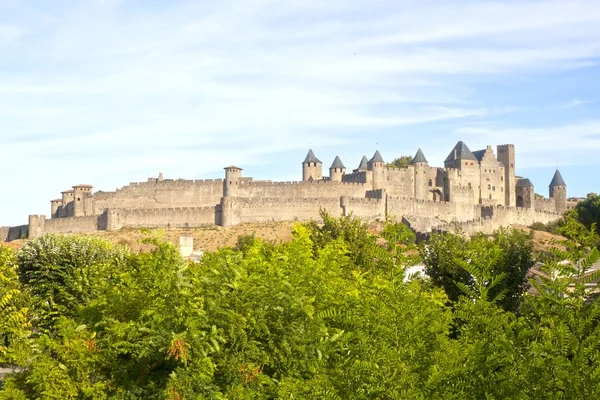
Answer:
(534, 198, 557, 213)
(107, 206, 218, 230)
(2, 141, 569, 242)
(236, 180, 368, 199)
(91, 179, 224, 215)
(221, 197, 343, 226)
(0, 225, 29, 242)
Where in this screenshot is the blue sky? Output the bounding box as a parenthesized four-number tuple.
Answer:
(1, 0, 600, 226)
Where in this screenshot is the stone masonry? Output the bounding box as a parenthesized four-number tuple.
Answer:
(1, 141, 568, 241)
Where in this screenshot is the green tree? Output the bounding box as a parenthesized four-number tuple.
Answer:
(0, 245, 30, 365)
(17, 234, 129, 331)
(567, 193, 600, 236)
(4, 217, 600, 398)
(421, 228, 534, 312)
(385, 155, 413, 169)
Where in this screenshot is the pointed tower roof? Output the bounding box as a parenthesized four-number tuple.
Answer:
(368, 150, 384, 164)
(516, 178, 534, 188)
(303, 149, 322, 164)
(411, 148, 428, 164)
(330, 156, 346, 169)
(357, 156, 369, 171)
(549, 170, 566, 187)
(445, 141, 477, 162)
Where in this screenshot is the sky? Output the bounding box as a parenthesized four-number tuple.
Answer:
(1, 0, 600, 226)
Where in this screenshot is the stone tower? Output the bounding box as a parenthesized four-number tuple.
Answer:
(515, 178, 534, 208)
(411, 148, 429, 201)
(50, 199, 63, 218)
(497, 144, 516, 207)
(73, 184, 93, 217)
(60, 190, 74, 217)
(549, 169, 567, 214)
(302, 149, 323, 181)
(368, 150, 385, 191)
(329, 156, 346, 182)
(224, 166, 243, 197)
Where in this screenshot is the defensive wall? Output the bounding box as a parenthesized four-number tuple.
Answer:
(341, 197, 385, 220)
(91, 179, 224, 215)
(107, 206, 218, 230)
(221, 197, 343, 226)
(0, 225, 29, 242)
(430, 206, 561, 238)
(534, 198, 557, 213)
(9, 195, 566, 241)
(236, 180, 368, 199)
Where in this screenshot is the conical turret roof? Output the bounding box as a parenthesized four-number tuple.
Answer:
(411, 148, 428, 164)
(357, 156, 369, 171)
(330, 156, 346, 169)
(549, 170, 566, 187)
(445, 141, 477, 162)
(516, 178, 534, 188)
(303, 149, 322, 164)
(368, 150, 384, 164)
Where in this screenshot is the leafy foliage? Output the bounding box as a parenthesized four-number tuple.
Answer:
(422, 227, 534, 312)
(17, 234, 129, 332)
(3, 216, 600, 398)
(0, 245, 29, 364)
(568, 193, 600, 235)
(385, 155, 413, 169)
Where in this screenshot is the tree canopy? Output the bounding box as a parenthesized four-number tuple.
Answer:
(385, 155, 413, 169)
(2, 216, 600, 398)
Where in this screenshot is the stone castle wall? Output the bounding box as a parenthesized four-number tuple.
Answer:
(222, 197, 342, 226)
(236, 180, 368, 199)
(432, 207, 560, 237)
(534, 197, 557, 213)
(0, 225, 29, 242)
(108, 206, 218, 229)
(44, 215, 103, 233)
(341, 197, 386, 220)
(91, 179, 224, 215)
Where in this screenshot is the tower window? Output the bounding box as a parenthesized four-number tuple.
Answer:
(428, 179, 432, 187)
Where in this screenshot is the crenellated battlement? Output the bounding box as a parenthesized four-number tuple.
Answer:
(119, 206, 217, 215)
(245, 180, 367, 187)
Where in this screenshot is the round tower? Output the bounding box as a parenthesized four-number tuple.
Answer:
(60, 190, 74, 217)
(50, 199, 63, 219)
(515, 178, 534, 208)
(368, 150, 385, 191)
(411, 148, 429, 200)
(302, 149, 323, 181)
(329, 156, 346, 182)
(223, 166, 243, 197)
(549, 169, 567, 214)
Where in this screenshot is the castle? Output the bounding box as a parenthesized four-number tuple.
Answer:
(1, 141, 568, 242)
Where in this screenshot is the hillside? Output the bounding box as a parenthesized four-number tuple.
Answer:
(78, 221, 567, 255)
